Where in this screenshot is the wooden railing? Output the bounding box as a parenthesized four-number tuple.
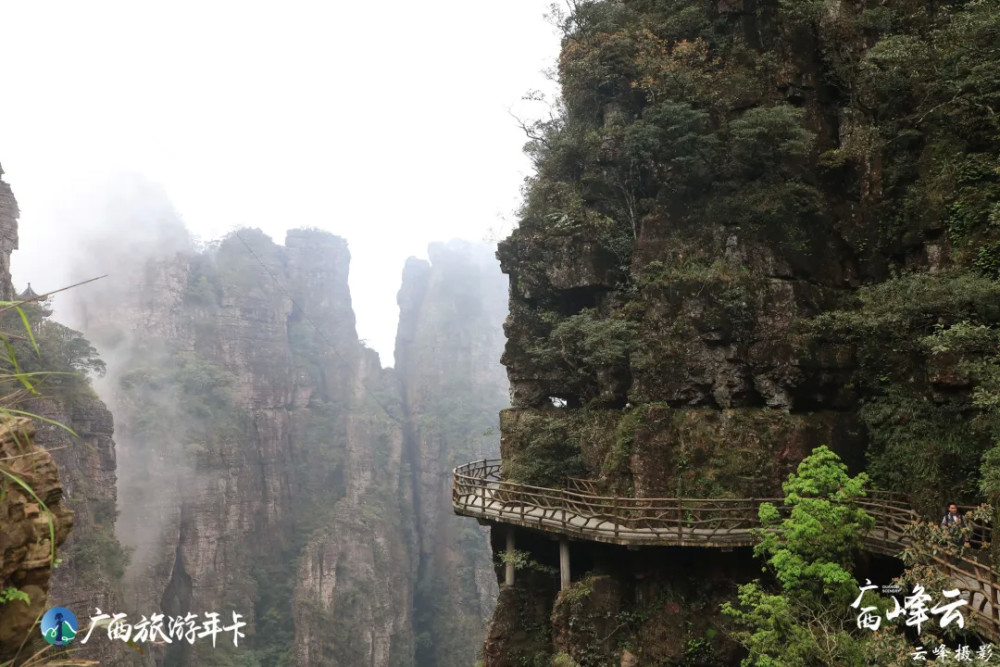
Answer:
(453, 459, 1000, 642)
(453, 459, 786, 545)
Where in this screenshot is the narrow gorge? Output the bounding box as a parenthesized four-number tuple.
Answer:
(0, 169, 508, 666)
(3, 0, 1000, 664)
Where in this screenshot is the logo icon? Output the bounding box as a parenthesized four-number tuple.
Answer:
(41, 606, 78, 646)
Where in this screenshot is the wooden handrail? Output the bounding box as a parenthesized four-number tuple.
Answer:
(454, 459, 1000, 642)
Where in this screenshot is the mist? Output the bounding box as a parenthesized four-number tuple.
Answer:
(0, 4, 557, 663)
(0, 0, 559, 365)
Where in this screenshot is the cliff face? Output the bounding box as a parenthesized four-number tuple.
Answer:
(291, 240, 507, 667)
(291, 351, 414, 667)
(0, 163, 17, 302)
(394, 241, 507, 666)
(62, 180, 507, 665)
(485, 0, 1000, 663)
(283, 232, 415, 667)
(0, 417, 74, 663)
(0, 166, 128, 665)
(31, 392, 128, 667)
(70, 221, 407, 666)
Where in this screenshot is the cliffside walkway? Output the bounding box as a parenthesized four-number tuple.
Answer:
(452, 458, 1000, 642)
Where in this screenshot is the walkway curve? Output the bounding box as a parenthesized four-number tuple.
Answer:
(453, 459, 1000, 642)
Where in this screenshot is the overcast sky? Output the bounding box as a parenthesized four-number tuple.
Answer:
(0, 0, 560, 365)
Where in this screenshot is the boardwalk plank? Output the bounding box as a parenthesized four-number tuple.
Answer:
(453, 459, 1000, 641)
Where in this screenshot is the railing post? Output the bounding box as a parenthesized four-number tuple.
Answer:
(562, 489, 568, 532)
(613, 496, 619, 538)
(560, 538, 571, 591)
(677, 498, 683, 542)
(992, 568, 999, 637)
(505, 527, 516, 587)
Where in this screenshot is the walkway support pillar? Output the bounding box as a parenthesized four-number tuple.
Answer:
(559, 538, 571, 591)
(505, 527, 516, 587)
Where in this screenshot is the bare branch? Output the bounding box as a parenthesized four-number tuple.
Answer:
(508, 108, 552, 148)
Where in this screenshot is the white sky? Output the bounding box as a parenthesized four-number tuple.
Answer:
(0, 0, 560, 365)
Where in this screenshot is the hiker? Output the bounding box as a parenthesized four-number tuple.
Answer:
(941, 503, 966, 548)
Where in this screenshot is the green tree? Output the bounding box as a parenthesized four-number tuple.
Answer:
(0, 289, 110, 667)
(755, 446, 873, 602)
(525, 309, 637, 407)
(722, 446, 875, 666)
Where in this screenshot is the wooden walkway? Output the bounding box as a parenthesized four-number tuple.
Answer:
(453, 459, 1000, 642)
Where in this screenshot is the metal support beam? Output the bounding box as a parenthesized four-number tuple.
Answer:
(559, 538, 571, 591)
(505, 528, 516, 587)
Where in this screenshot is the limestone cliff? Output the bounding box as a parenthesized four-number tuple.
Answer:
(0, 166, 128, 666)
(291, 350, 414, 667)
(29, 391, 129, 667)
(0, 163, 17, 302)
(69, 221, 408, 666)
(0, 417, 74, 664)
(60, 178, 508, 665)
(394, 241, 506, 666)
(483, 0, 1000, 663)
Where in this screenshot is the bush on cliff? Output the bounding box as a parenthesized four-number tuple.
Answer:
(722, 446, 880, 665)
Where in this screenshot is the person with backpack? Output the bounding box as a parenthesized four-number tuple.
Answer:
(941, 503, 966, 548)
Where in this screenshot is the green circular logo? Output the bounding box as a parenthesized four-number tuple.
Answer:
(40, 607, 77, 646)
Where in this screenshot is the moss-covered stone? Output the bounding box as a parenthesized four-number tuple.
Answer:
(0, 417, 73, 664)
(484, 0, 1000, 661)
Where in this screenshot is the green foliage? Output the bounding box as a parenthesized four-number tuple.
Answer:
(0, 288, 126, 667)
(853, 0, 1000, 267)
(0, 587, 29, 606)
(549, 575, 622, 667)
(291, 405, 345, 531)
(981, 445, 1000, 499)
(3, 302, 104, 404)
(507, 0, 1000, 657)
(63, 524, 131, 581)
(550, 652, 580, 667)
(599, 409, 637, 493)
(543, 309, 636, 372)
(525, 309, 637, 406)
(723, 446, 874, 665)
(184, 254, 223, 306)
(559, 580, 592, 606)
(814, 271, 1000, 504)
(503, 414, 586, 487)
(520, 0, 1000, 283)
(724, 583, 850, 666)
(516, 0, 838, 278)
(246, 560, 297, 667)
(0, 302, 91, 584)
(860, 389, 984, 505)
(683, 629, 716, 663)
(815, 271, 1000, 342)
(558, 15, 642, 122)
(729, 105, 812, 177)
(498, 549, 557, 577)
(625, 101, 719, 184)
(33, 322, 105, 378)
(119, 346, 245, 459)
(755, 446, 873, 603)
